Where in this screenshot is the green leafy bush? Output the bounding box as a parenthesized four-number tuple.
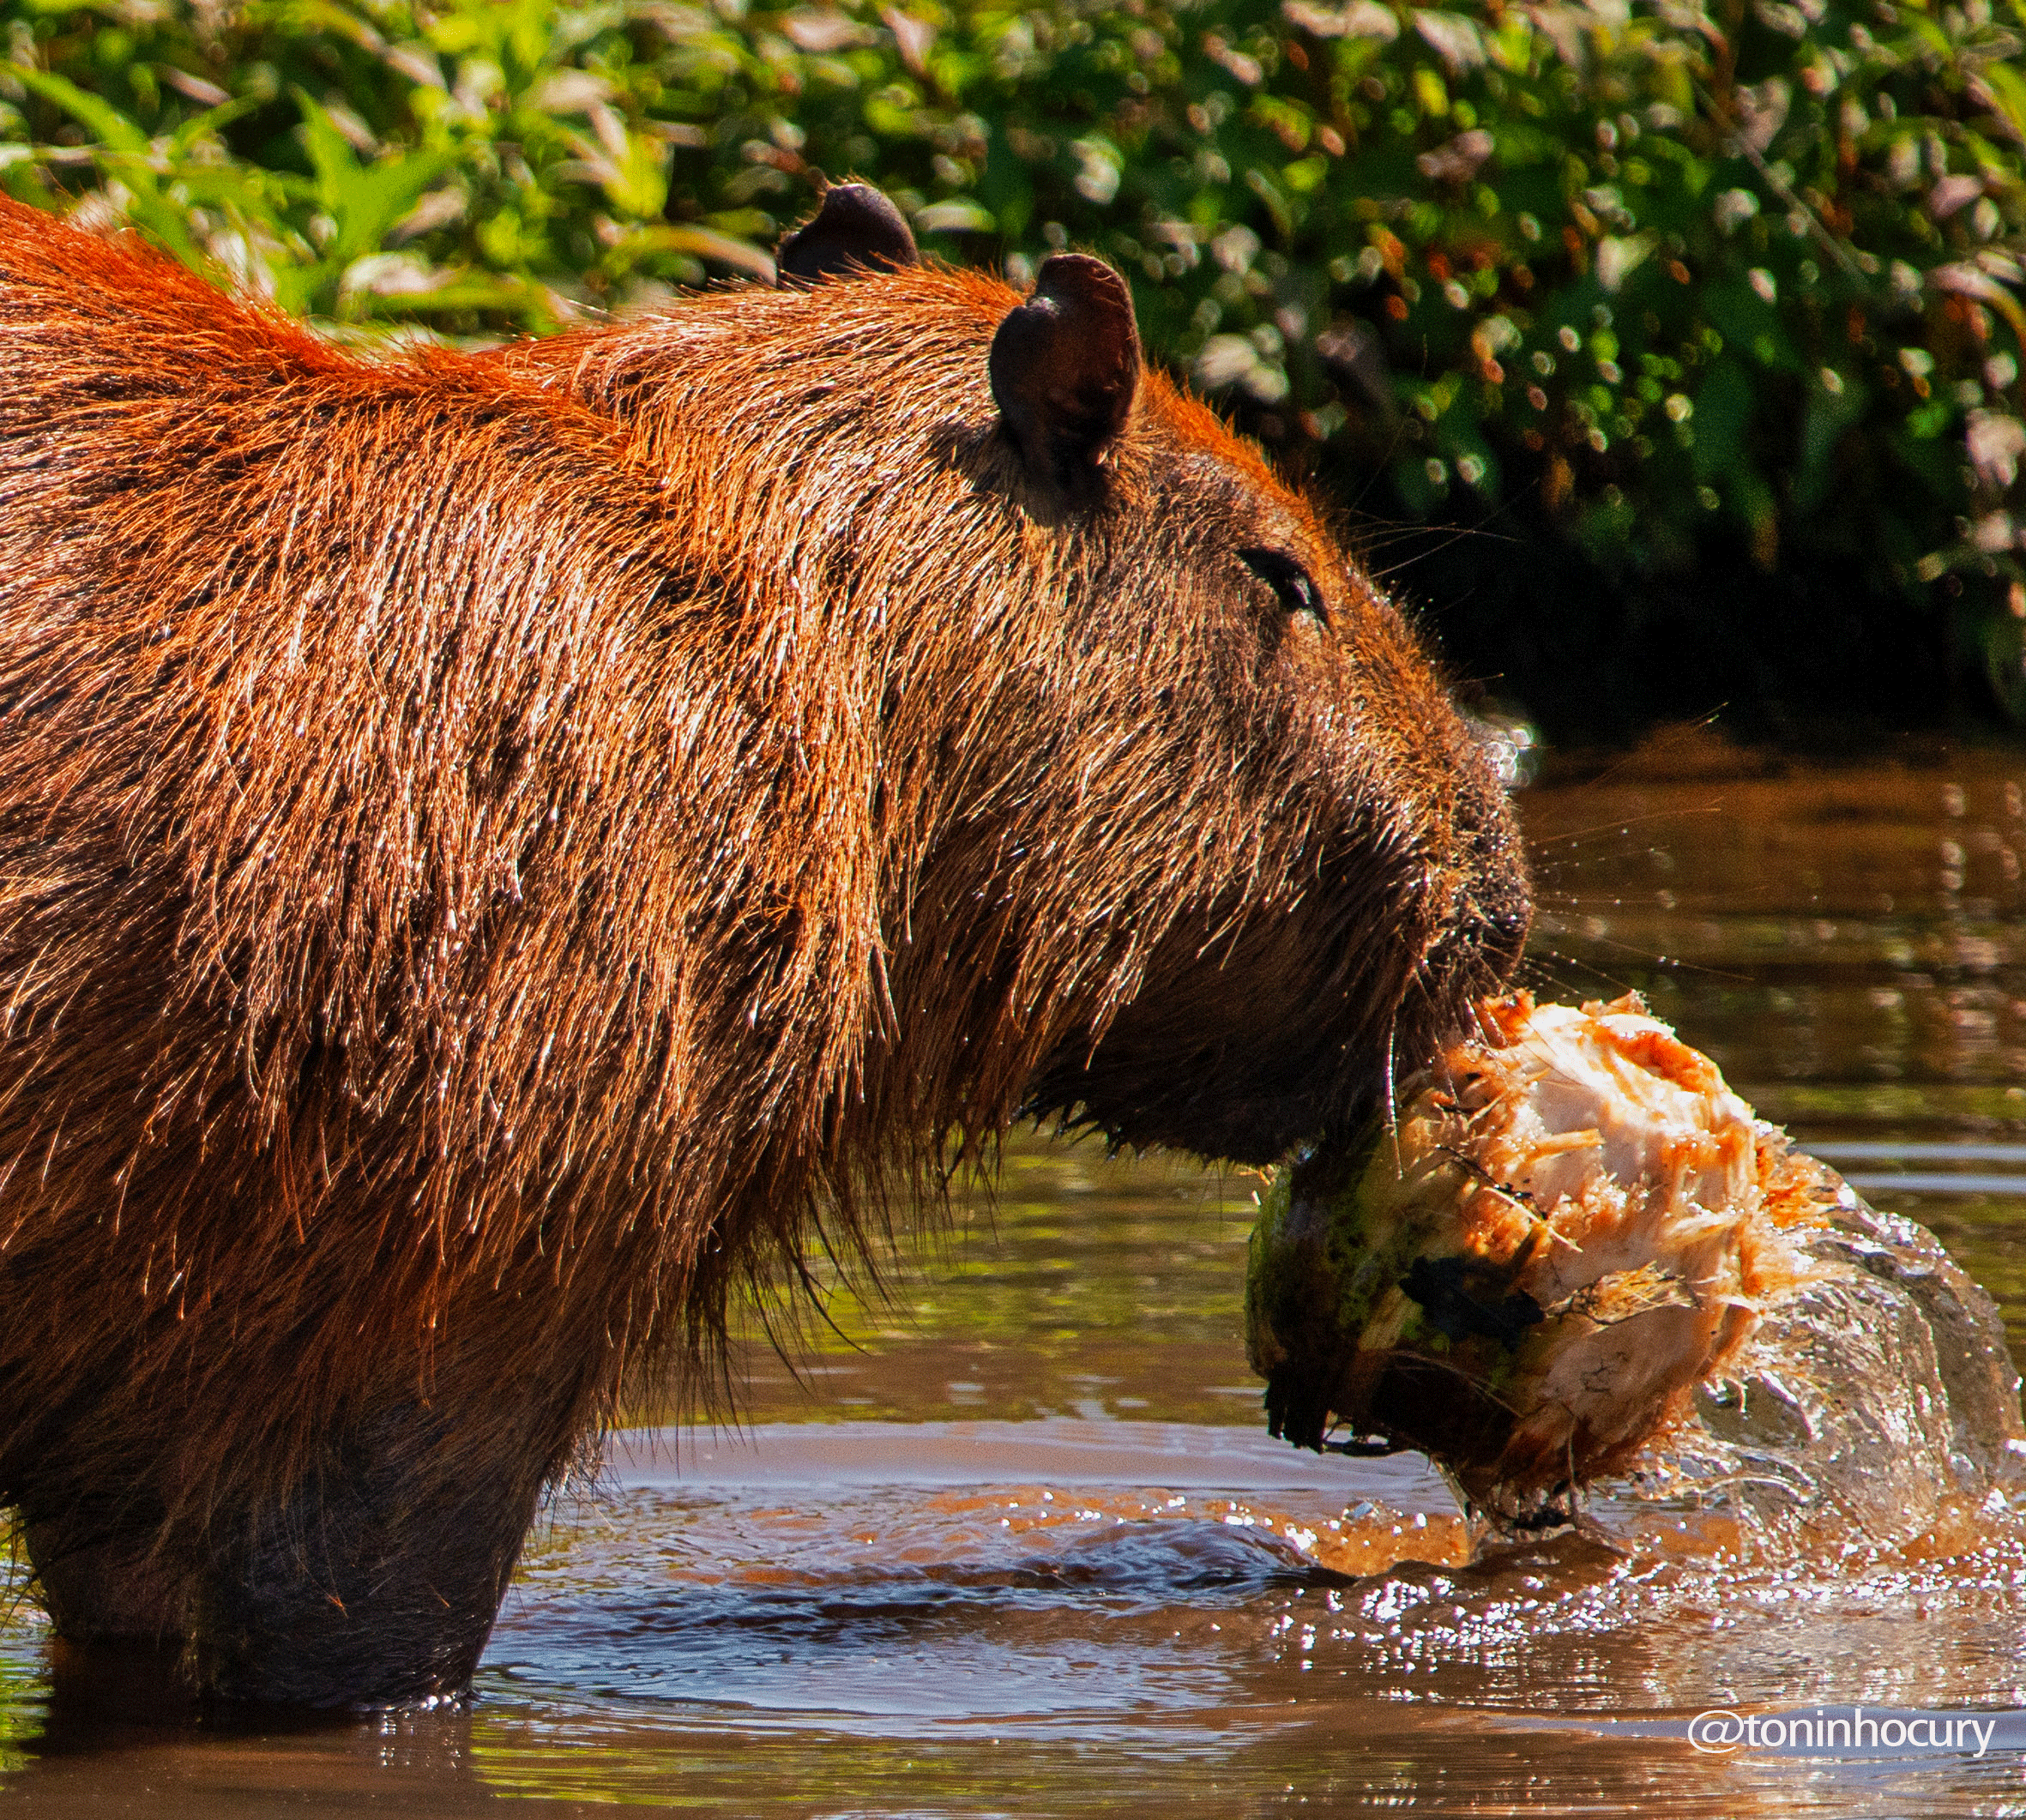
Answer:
(3, 0, 2023, 736)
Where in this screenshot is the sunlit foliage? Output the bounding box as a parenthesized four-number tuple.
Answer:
(3, 0, 2023, 728)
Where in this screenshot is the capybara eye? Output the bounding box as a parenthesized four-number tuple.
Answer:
(1238, 548, 1329, 628)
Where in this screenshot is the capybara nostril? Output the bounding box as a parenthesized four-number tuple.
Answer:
(1448, 722, 1535, 980)
(1462, 800, 1535, 984)
(1487, 899, 1533, 958)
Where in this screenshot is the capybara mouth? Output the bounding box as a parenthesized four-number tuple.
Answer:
(1018, 896, 1498, 1165)
(1021, 936, 1516, 1167)
(1022, 732, 1533, 1169)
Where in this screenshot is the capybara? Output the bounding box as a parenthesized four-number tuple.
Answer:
(0, 184, 1528, 1708)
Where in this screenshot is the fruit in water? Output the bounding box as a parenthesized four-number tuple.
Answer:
(1246, 993, 1838, 1522)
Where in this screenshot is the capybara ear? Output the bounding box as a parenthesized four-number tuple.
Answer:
(776, 183, 920, 286)
(988, 253, 1142, 489)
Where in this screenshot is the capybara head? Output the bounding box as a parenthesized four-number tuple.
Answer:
(513, 185, 1530, 1169)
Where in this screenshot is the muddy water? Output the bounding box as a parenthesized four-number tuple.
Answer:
(8, 734, 2026, 1817)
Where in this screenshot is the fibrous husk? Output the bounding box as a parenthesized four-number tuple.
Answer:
(1246, 991, 2026, 1531)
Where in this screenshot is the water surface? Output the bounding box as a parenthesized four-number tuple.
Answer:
(7, 733, 2026, 1816)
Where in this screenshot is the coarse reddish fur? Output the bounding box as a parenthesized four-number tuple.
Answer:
(0, 193, 1526, 1704)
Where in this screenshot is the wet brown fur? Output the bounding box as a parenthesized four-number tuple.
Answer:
(0, 195, 1526, 1702)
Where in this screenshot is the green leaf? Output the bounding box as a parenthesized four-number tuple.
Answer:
(11, 68, 149, 154)
(1975, 63, 2026, 147)
(292, 87, 456, 268)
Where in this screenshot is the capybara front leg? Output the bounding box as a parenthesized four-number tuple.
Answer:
(185, 1398, 566, 1709)
(21, 1488, 184, 1654)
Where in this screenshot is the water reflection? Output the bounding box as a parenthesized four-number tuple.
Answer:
(4, 732, 2026, 1817)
